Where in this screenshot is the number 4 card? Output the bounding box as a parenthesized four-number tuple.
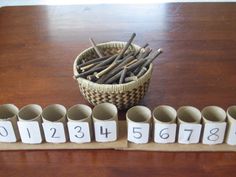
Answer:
(94, 121, 117, 142)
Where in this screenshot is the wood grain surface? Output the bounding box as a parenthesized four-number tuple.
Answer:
(1, 3, 236, 177)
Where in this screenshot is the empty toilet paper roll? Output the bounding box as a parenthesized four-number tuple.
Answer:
(153, 105, 177, 143)
(42, 104, 67, 143)
(67, 104, 93, 143)
(126, 105, 152, 144)
(201, 106, 226, 145)
(226, 106, 236, 145)
(177, 106, 202, 144)
(17, 104, 44, 144)
(0, 104, 20, 142)
(92, 103, 118, 142)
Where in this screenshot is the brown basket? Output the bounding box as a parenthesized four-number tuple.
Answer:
(73, 41, 153, 110)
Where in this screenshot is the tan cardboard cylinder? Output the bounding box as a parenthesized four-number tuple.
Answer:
(17, 104, 44, 143)
(201, 106, 226, 144)
(153, 105, 177, 143)
(177, 106, 202, 144)
(226, 106, 236, 145)
(42, 104, 68, 142)
(67, 104, 93, 139)
(177, 106, 201, 124)
(153, 105, 176, 124)
(126, 106, 152, 144)
(92, 103, 118, 142)
(0, 104, 20, 142)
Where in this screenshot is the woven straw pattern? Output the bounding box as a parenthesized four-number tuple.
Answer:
(73, 41, 153, 110)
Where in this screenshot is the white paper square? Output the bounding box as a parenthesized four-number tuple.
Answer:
(178, 124, 202, 144)
(17, 121, 42, 144)
(0, 121, 17, 142)
(42, 122, 66, 143)
(226, 123, 236, 145)
(154, 123, 176, 144)
(203, 122, 226, 145)
(128, 122, 150, 144)
(94, 121, 117, 142)
(67, 122, 91, 143)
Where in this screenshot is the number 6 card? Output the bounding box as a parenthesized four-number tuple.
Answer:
(154, 123, 176, 144)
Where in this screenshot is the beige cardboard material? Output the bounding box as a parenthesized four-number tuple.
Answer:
(0, 121, 127, 150)
(92, 103, 118, 142)
(177, 106, 202, 124)
(226, 106, 236, 144)
(17, 104, 44, 143)
(202, 106, 226, 123)
(0, 104, 20, 141)
(67, 104, 93, 140)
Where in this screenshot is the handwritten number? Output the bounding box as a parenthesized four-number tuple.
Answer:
(184, 129, 193, 141)
(50, 128, 60, 138)
(207, 128, 219, 141)
(74, 126, 84, 138)
(100, 126, 111, 138)
(159, 128, 169, 139)
(0, 126, 8, 137)
(133, 127, 142, 139)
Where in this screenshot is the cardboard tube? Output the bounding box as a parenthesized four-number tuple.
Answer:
(201, 106, 226, 145)
(0, 104, 20, 142)
(177, 106, 202, 144)
(42, 104, 68, 143)
(153, 105, 176, 124)
(226, 106, 236, 145)
(177, 106, 201, 124)
(202, 106, 226, 123)
(153, 105, 177, 144)
(126, 106, 151, 144)
(92, 103, 118, 142)
(17, 104, 44, 144)
(67, 104, 93, 142)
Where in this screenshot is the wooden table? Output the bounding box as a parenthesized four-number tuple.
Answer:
(1, 3, 236, 177)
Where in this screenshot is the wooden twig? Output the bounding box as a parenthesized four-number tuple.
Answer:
(137, 67, 147, 78)
(73, 65, 108, 79)
(134, 43, 149, 57)
(114, 33, 136, 61)
(89, 38, 104, 58)
(119, 67, 127, 84)
(77, 56, 107, 68)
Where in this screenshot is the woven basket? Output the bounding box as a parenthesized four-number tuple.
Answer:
(73, 41, 153, 110)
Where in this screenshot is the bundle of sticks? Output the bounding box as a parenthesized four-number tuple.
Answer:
(74, 33, 162, 84)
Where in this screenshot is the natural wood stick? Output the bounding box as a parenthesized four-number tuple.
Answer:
(92, 54, 118, 70)
(138, 47, 152, 59)
(96, 56, 135, 84)
(115, 33, 136, 61)
(137, 67, 147, 78)
(87, 74, 97, 82)
(80, 63, 96, 72)
(77, 56, 108, 68)
(89, 38, 104, 58)
(134, 48, 162, 75)
(95, 62, 119, 78)
(134, 43, 149, 57)
(125, 59, 138, 67)
(73, 65, 108, 79)
(119, 67, 127, 84)
(105, 59, 146, 84)
(125, 76, 138, 82)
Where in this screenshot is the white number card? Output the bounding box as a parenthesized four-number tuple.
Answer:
(17, 121, 42, 144)
(94, 121, 117, 142)
(67, 122, 91, 143)
(226, 123, 236, 145)
(202, 122, 226, 145)
(0, 121, 17, 142)
(154, 123, 176, 144)
(178, 124, 202, 144)
(128, 122, 150, 144)
(42, 122, 66, 143)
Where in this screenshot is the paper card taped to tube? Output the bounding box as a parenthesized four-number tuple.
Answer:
(154, 123, 176, 144)
(42, 122, 66, 143)
(17, 121, 42, 144)
(178, 124, 202, 144)
(0, 121, 17, 142)
(203, 122, 226, 145)
(128, 122, 150, 144)
(67, 122, 91, 143)
(94, 121, 117, 142)
(226, 123, 236, 145)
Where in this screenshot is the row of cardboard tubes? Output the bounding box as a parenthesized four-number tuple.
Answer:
(0, 103, 236, 145)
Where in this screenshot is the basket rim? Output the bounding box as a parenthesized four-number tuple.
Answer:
(73, 41, 153, 93)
